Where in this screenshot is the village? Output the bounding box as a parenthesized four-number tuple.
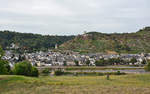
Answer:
(2, 49, 150, 67)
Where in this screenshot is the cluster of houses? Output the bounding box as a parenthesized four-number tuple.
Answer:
(2, 50, 150, 67)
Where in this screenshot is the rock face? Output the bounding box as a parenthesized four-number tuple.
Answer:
(60, 27, 150, 54)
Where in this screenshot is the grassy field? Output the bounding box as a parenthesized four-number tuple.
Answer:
(0, 74, 150, 94)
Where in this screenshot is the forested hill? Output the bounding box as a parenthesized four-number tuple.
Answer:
(0, 31, 74, 52)
(60, 27, 150, 54)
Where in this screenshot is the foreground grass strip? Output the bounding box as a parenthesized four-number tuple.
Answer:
(0, 74, 150, 94)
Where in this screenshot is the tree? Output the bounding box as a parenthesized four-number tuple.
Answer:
(54, 69, 64, 76)
(31, 67, 39, 77)
(0, 60, 10, 74)
(113, 58, 123, 65)
(107, 58, 121, 65)
(42, 68, 50, 75)
(85, 60, 90, 66)
(0, 46, 10, 75)
(0, 46, 4, 59)
(141, 59, 147, 65)
(13, 61, 39, 77)
(74, 60, 79, 66)
(17, 55, 26, 62)
(63, 61, 67, 66)
(95, 58, 106, 66)
(130, 58, 137, 65)
(144, 61, 150, 71)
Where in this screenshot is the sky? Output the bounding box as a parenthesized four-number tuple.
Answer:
(0, 0, 150, 35)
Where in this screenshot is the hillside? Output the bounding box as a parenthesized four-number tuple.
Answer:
(0, 31, 74, 53)
(60, 27, 150, 54)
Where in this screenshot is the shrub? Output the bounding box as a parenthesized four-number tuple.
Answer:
(13, 61, 39, 77)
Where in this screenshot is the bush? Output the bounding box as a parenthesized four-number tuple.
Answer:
(75, 72, 125, 76)
(95, 58, 106, 66)
(31, 67, 39, 77)
(42, 68, 50, 75)
(54, 69, 64, 76)
(130, 57, 137, 65)
(115, 71, 121, 75)
(0, 60, 11, 75)
(13, 61, 39, 77)
(145, 62, 150, 71)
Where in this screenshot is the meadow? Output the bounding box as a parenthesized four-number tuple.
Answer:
(0, 74, 150, 94)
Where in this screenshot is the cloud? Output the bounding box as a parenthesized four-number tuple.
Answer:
(0, 0, 149, 35)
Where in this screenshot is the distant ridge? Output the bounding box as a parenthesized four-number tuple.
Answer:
(0, 31, 75, 53)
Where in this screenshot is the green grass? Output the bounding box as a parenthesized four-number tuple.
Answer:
(0, 74, 150, 94)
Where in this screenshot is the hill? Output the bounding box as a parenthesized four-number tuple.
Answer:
(0, 31, 74, 53)
(60, 27, 150, 54)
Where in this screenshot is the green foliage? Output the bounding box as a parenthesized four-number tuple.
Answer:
(95, 58, 106, 66)
(95, 58, 124, 66)
(31, 67, 39, 77)
(13, 61, 39, 77)
(130, 58, 137, 65)
(115, 71, 121, 75)
(0, 46, 10, 75)
(42, 68, 50, 75)
(0, 60, 10, 75)
(63, 61, 67, 66)
(74, 72, 125, 76)
(85, 60, 90, 66)
(61, 27, 150, 53)
(74, 60, 79, 66)
(141, 59, 147, 64)
(108, 58, 122, 65)
(144, 61, 150, 71)
(54, 69, 64, 76)
(0, 46, 4, 58)
(0, 31, 74, 53)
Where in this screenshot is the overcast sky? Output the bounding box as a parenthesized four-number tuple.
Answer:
(0, 0, 149, 35)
